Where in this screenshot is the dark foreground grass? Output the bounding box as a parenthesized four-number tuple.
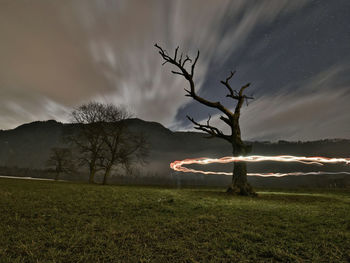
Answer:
(0, 179, 349, 262)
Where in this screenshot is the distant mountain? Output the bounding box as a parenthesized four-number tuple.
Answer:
(0, 119, 350, 188)
(0, 118, 231, 169)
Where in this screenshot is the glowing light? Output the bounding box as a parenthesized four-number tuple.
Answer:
(170, 155, 350, 177)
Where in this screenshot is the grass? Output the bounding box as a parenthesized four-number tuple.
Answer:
(0, 178, 349, 262)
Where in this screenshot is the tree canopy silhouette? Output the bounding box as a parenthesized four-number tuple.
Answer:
(155, 44, 256, 196)
(46, 147, 75, 181)
(68, 102, 148, 184)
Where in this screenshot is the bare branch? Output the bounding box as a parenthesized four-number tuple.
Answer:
(191, 50, 199, 77)
(178, 53, 183, 65)
(233, 83, 253, 117)
(187, 115, 231, 142)
(219, 115, 231, 127)
(174, 46, 179, 60)
(182, 55, 192, 68)
(184, 88, 191, 96)
(155, 44, 255, 154)
(155, 44, 234, 119)
(220, 70, 241, 100)
(239, 83, 251, 96)
(171, 70, 185, 76)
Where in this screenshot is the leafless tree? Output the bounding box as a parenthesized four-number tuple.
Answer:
(69, 102, 148, 184)
(155, 44, 256, 196)
(68, 102, 107, 183)
(98, 121, 148, 185)
(46, 147, 74, 180)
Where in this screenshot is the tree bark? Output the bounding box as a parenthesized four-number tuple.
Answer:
(102, 167, 111, 185)
(89, 168, 96, 184)
(226, 162, 254, 196)
(227, 144, 256, 196)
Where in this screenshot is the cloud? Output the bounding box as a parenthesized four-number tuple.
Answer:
(0, 0, 310, 130)
(188, 65, 350, 141)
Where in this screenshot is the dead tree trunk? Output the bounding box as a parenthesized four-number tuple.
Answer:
(155, 44, 256, 196)
(226, 106, 255, 195)
(229, 141, 253, 195)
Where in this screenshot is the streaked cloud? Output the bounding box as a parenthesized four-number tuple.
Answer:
(0, 0, 309, 128)
(1, 0, 349, 141)
(190, 65, 350, 141)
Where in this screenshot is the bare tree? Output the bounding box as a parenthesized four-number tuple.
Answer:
(46, 147, 74, 180)
(155, 44, 256, 196)
(68, 102, 108, 183)
(69, 102, 148, 184)
(98, 120, 149, 185)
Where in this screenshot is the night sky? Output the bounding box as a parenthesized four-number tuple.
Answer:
(1, 0, 349, 141)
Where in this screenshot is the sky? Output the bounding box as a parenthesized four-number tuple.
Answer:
(0, 0, 349, 141)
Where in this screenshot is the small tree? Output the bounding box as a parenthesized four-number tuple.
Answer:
(69, 102, 148, 184)
(155, 44, 255, 196)
(98, 119, 149, 185)
(46, 147, 74, 180)
(69, 103, 107, 183)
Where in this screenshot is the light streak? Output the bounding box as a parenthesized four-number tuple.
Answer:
(170, 155, 350, 177)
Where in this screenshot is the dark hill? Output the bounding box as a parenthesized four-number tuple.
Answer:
(0, 119, 350, 188)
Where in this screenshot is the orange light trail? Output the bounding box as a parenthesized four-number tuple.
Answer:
(170, 155, 350, 177)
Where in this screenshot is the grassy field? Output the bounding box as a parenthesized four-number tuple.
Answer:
(0, 178, 349, 262)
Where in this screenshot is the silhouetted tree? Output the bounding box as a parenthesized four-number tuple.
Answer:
(46, 147, 74, 180)
(98, 119, 148, 185)
(155, 44, 256, 196)
(69, 102, 148, 184)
